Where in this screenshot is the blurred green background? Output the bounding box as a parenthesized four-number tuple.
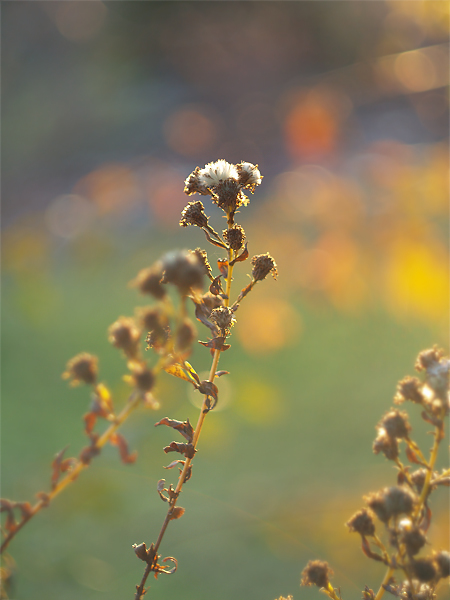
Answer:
(2, 2, 449, 599)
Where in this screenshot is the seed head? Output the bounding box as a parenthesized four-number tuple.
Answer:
(180, 201, 209, 228)
(301, 560, 333, 589)
(191, 248, 214, 281)
(378, 409, 411, 439)
(108, 317, 141, 359)
(198, 159, 239, 188)
(400, 525, 427, 556)
(346, 508, 376, 537)
(411, 558, 438, 583)
(434, 550, 450, 579)
(395, 376, 425, 404)
(415, 346, 445, 372)
(212, 178, 245, 213)
(210, 306, 235, 335)
(130, 365, 155, 393)
(131, 264, 166, 299)
(373, 429, 399, 461)
(161, 250, 204, 295)
(365, 486, 416, 522)
(223, 225, 245, 251)
(236, 161, 262, 191)
(184, 166, 209, 196)
(62, 352, 98, 386)
(251, 253, 278, 282)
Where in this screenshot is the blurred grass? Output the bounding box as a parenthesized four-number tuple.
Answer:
(2, 226, 447, 600)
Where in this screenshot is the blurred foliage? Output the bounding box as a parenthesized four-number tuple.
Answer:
(2, 1, 448, 599)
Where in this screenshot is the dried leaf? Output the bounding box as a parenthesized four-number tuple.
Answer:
(157, 479, 168, 502)
(169, 506, 185, 520)
(163, 441, 196, 459)
(164, 460, 185, 470)
(234, 281, 254, 305)
(160, 556, 177, 574)
(17, 502, 33, 519)
(164, 363, 194, 384)
(155, 417, 194, 443)
(197, 380, 219, 403)
(83, 412, 98, 435)
(110, 432, 137, 464)
(361, 536, 384, 562)
(184, 361, 201, 385)
(229, 243, 249, 266)
(203, 229, 228, 249)
(217, 259, 228, 278)
(405, 445, 422, 465)
(209, 276, 224, 296)
(215, 370, 229, 377)
(198, 337, 230, 352)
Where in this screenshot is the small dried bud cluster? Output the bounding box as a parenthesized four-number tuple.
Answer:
(251, 253, 278, 282)
(131, 264, 166, 299)
(180, 201, 209, 228)
(365, 486, 417, 523)
(161, 250, 204, 295)
(301, 560, 333, 589)
(210, 306, 235, 335)
(62, 352, 98, 386)
(108, 317, 141, 359)
(346, 508, 376, 537)
(223, 225, 245, 251)
(184, 159, 262, 219)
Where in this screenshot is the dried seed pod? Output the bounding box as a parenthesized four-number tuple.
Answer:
(223, 225, 245, 251)
(378, 409, 411, 439)
(346, 508, 376, 537)
(62, 353, 98, 386)
(251, 253, 278, 281)
(131, 265, 166, 299)
(108, 317, 141, 359)
(395, 376, 425, 404)
(301, 560, 333, 588)
(180, 201, 209, 228)
(161, 250, 204, 295)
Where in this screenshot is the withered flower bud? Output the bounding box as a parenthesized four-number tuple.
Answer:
(395, 376, 425, 404)
(136, 306, 168, 334)
(131, 264, 166, 299)
(192, 248, 214, 280)
(180, 201, 209, 228)
(161, 250, 204, 295)
(373, 429, 399, 461)
(62, 352, 98, 386)
(108, 317, 141, 358)
(223, 225, 245, 251)
(251, 253, 278, 282)
(378, 409, 411, 439)
(133, 542, 148, 562)
(400, 526, 427, 556)
(210, 306, 235, 334)
(175, 318, 196, 352)
(236, 161, 262, 191)
(184, 166, 209, 196)
(411, 558, 438, 583)
(415, 346, 445, 372)
(213, 179, 244, 213)
(346, 508, 376, 537)
(301, 560, 333, 589)
(434, 550, 450, 579)
(130, 365, 155, 393)
(365, 487, 416, 523)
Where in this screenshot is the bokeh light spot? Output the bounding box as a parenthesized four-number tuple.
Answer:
(394, 49, 436, 92)
(237, 297, 301, 355)
(164, 107, 218, 157)
(54, 1, 107, 42)
(45, 194, 95, 239)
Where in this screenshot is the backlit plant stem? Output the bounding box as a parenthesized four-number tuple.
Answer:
(1, 389, 144, 554)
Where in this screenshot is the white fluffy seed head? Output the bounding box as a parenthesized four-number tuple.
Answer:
(199, 160, 239, 188)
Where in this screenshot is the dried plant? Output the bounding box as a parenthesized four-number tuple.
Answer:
(0, 159, 277, 598)
(301, 347, 449, 600)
